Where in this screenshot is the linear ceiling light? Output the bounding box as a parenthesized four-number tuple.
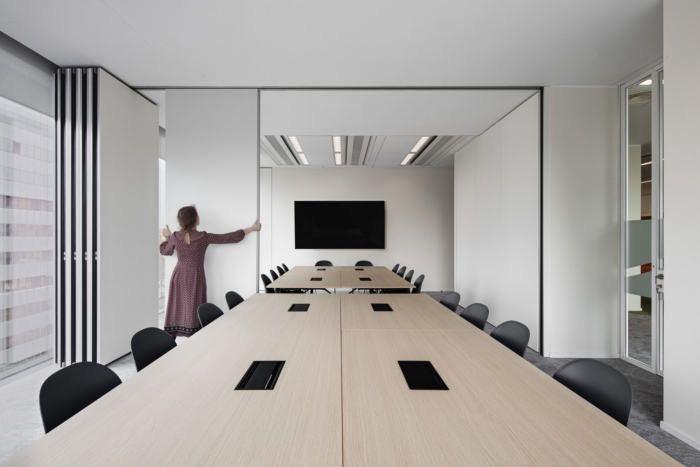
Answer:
(401, 136, 431, 166)
(298, 152, 309, 165)
(410, 136, 431, 154)
(639, 79, 652, 86)
(334, 152, 342, 165)
(289, 136, 303, 153)
(332, 136, 342, 153)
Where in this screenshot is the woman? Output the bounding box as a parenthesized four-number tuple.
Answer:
(160, 205, 261, 337)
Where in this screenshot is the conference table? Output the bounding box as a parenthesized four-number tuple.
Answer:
(269, 265, 413, 291)
(11, 293, 676, 466)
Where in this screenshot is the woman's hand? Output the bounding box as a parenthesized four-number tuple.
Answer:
(161, 225, 172, 240)
(244, 220, 262, 235)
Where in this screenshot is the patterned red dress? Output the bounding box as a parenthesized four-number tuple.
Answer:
(159, 229, 245, 337)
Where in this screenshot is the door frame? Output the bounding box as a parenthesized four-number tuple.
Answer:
(619, 63, 663, 374)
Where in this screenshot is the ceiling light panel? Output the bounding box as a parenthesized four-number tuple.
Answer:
(334, 152, 342, 165)
(401, 153, 416, 166)
(298, 152, 309, 165)
(288, 135, 303, 153)
(332, 136, 342, 153)
(410, 136, 430, 154)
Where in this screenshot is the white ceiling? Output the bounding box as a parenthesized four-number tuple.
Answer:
(0, 0, 661, 87)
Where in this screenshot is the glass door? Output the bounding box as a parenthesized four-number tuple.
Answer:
(621, 67, 663, 373)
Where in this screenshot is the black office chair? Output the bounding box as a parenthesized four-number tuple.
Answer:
(355, 260, 373, 267)
(282, 263, 289, 272)
(553, 359, 632, 425)
(315, 260, 333, 267)
(397, 266, 406, 278)
(491, 320, 530, 357)
(270, 269, 279, 281)
(391, 264, 400, 274)
(225, 291, 244, 310)
(439, 292, 460, 312)
(459, 303, 489, 330)
(404, 269, 414, 283)
(412, 274, 424, 293)
(261, 274, 274, 293)
(277, 265, 286, 276)
(39, 362, 121, 433)
(131, 327, 176, 372)
(197, 303, 224, 328)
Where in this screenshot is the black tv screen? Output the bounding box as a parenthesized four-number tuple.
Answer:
(295, 201, 385, 249)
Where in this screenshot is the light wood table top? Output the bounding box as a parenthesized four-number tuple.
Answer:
(341, 293, 459, 330)
(10, 294, 342, 467)
(269, 265, 342, 290)
(340, 294, 676, 466)
(12, 293, 676, 466)
(270, 266, 413, 291)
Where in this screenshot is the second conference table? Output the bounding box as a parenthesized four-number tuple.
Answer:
(11, 293, 676, 466)
(269, 265, 414, 291)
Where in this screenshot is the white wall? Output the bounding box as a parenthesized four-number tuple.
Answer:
(266, 167, 453, 291)
(454, 94, 540, 351)
(164, 89, 258, 313)
(661, 0, 700, 450)
(98, 70, 159, 363)
(543, 87, 619, 358)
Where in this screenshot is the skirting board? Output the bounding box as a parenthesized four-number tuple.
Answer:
(543, 353, 619, 359)
(660, 421, 700, 451)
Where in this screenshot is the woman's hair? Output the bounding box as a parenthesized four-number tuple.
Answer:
(177, 205, 198, 231)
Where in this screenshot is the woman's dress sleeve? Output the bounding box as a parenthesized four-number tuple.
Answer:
(206, 230, 245, 245)
(160, 235, 176, 256)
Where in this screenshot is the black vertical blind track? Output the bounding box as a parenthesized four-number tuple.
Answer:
(58, 70, 66, 366)
(81, 69, 88, 362)
(91, 68, 99, 362)
(70, 69, 77, 363)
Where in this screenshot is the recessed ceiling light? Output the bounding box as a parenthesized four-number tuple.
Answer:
(332, 136, 342, 153)
(298, 152, 309, 165)
(639, 79, 652, 86)
(334, 152, 342, 165)
(640, 161, 652, 166)
(289, 136, 303, 153)
(410, 136, 430, 154)
(401, 153, 416, 166)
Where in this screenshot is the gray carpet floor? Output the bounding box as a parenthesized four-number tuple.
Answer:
(425, 292, 700, 465)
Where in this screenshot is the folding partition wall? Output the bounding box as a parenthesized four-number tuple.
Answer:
(55, 68, 159, 365)
(55, 67, 98, 364)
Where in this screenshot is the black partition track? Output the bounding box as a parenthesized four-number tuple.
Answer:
(55, 67, 99, 365)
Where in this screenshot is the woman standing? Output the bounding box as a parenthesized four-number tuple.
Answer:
(160, 205, 261, 337)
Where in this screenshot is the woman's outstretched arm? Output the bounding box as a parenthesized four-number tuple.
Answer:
(206, 221, 261, 245)
(159, 225, 175, 255)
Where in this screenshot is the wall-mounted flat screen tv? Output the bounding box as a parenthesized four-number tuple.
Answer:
(295, 201, 385, 249)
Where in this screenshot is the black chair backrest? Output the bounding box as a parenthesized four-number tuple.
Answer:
(277, 265, 285, 276)
(261, 274, 274, 293)
(131, 327, 176, 372)
(282, 263, 289, 272)
(391, 264, 400, 273)
(397, 266, 406, 278)
(315, 260, 333, 266)
(355, 260, 373, 266)
(197, 303, 224, 328)
(270, 269, 279, 281)
(459, 303, 489, 330)
(404, 269, 414, 283)
(412, 274, 424, 293)
(39, 362, 121, 433)
(553, 359, 632, 425)
(491, 320, 530, 356)
(439, 292, 461, 312)
(225, 291, 244, 310)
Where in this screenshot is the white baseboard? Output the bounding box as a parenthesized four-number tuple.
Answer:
(544, 353, 619, 359)
(660, 421, 700, 451)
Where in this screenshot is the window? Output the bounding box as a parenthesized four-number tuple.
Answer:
(0, 95, 55, 380)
